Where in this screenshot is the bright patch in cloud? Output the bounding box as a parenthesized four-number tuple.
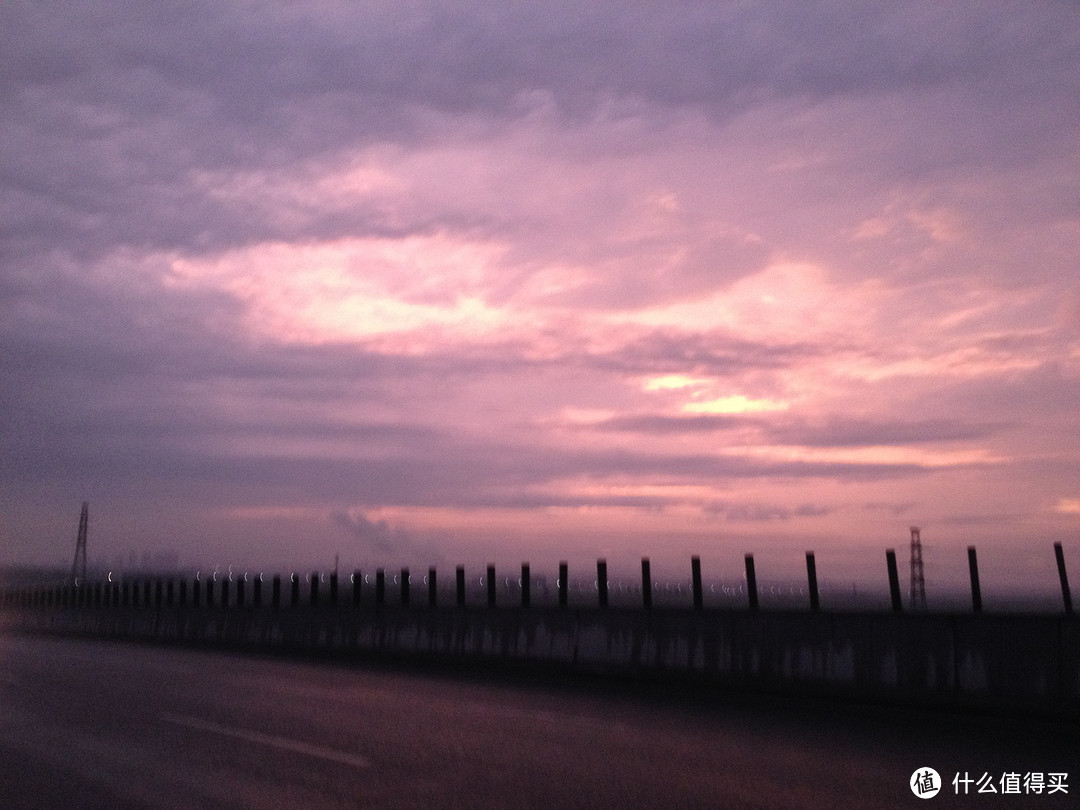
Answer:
(621, 262, 886, 343)
(727, 444, 1004, 469)
(557, 408, 619, 426)
(1056, 499, 1080, 515)
(643, 375, 709, 391)
(167, 236, 512, 343)
(684, 395, 789, 415)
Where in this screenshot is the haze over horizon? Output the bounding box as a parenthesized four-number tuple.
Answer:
(2, 2, 1079, 597)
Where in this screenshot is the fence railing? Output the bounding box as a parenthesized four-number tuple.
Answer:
(1, 542, 1074, 615)
(3, 543, 1076, 718)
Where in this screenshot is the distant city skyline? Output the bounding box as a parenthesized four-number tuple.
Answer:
(2, 2, 1078, 596)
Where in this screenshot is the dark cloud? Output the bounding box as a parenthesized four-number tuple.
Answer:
(585, 329, 820, 375)
(706, 502, 834, 522)
(592, 413, 1001, 447)
(933, 364, 1080, 425)
(765, 417, 1003, 448)
(863, 501, 918, 517)
(331, 510, 409, 554)
(4, 1, 1076, 263)
(594, 414, 753, 435)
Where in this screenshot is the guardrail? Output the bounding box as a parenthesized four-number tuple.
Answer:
(2, 545, 1076, 718)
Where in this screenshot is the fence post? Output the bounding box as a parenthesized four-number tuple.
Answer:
(521, 563, 530, 608)
(745, 554, 759, 611)
(290, 573, 300, 607)
(456, 565, 466, 607)
(806, 551, 819, 612)
(375, 569, 386, 607)
(272, 575, 281, 608)
(691, 555, 703, 611)
(221, 578, 230, 608)
(429, 567, 438, 607)
(641, 557, 652, 610)
(558, 561, 568, 608)
(1054, 542, 1072, 616)
(253, 576, 261, 608)
(329, 572, 338, 608)
(309, 572, 320, 608)
(352, 570, 362, 607)
(597, 559, 608, 608)
(967, 546, 982, 613)
(886, 550, 902, 613)
(400, 567, 410, 607)
(487, 564, 496, 608)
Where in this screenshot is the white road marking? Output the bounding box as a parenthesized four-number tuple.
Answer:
(160, 713, 370, 769)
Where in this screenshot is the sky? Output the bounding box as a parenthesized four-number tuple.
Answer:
(2, 2, 1079, 599)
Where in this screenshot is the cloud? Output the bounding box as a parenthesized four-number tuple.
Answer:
(764, 418, 1003, 448)
(1055, 499, 1080, 516)
(592, 414, 1001, 447)
(331, 509, 407, 555)
(2, 1, 1079, 579)
(4, 3, 1074, 267)
(706, 502, 834, 523)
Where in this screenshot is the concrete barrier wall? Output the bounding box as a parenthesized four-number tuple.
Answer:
(4, 603, 1077, 718)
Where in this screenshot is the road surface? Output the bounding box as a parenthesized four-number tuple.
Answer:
(0, 633, 1074, 808)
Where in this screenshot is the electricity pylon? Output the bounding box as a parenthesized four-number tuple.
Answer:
(909, 526, 926, 610)
(71, 501, 88, 585)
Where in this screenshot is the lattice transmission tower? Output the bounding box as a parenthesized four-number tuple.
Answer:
(71, 501, 88, 585)
(909, 525, 926, 610)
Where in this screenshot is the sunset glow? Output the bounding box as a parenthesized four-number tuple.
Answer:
(2, 2, 1078, 593)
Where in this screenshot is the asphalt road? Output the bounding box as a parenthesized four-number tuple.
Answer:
(0, 633, 1074, 809)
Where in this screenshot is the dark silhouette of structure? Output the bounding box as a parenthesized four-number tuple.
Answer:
(71, 501, 88, 585)
(909, 526, 926, 610)
(4, 540, 1078, 718)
